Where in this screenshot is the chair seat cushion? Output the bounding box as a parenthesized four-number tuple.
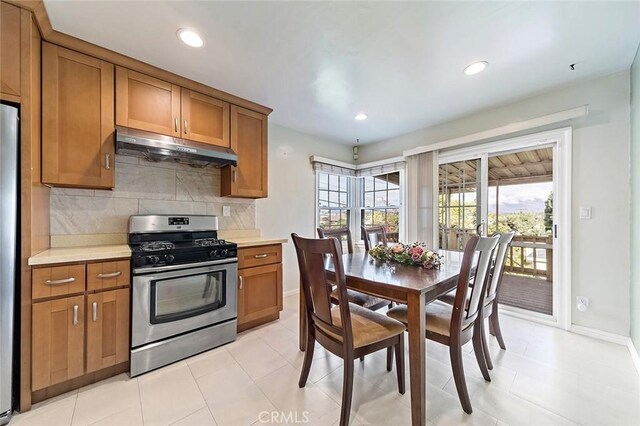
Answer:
(437, 290, 470, 310)
(331, 288, 389, 310)
(386, 300, 453, 337)
(316, 303, 406, 348)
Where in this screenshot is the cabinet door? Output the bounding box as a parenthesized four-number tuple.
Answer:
(0, 2, 21, 98)
(32, 295, 85, 391)
(221, 106, 268, 198)
(181, 89, 230, 147)
(86, 288, 130, 373)
(87, 260, 130, 292)
(115, 67, 180, 137)
(42, 42, 115, 189)
(237, 263, 282, 326)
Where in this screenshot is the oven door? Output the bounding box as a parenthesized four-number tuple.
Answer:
(132, 259, 237, 347)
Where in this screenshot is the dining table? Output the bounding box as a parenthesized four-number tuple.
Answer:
(298, 249, 466, 426)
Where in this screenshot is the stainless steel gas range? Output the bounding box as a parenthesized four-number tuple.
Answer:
(128, 215, 238, 377)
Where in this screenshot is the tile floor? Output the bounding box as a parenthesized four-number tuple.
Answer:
(11, 294, 640, 426)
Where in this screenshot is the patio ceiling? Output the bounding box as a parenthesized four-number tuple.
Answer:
(439, 147, 553, 189)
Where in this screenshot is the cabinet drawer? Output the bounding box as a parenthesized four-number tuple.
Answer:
(238, 245, 282, 269)
(87, 260, 131, 291)
(32, 265, 86, 300)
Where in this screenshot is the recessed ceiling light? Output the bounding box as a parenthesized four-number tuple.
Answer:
(177, 28, 204, 48)
(463, 61, 488, 76)
(354, 113, 368, 121)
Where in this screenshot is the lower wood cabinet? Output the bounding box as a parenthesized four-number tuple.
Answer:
(31, 295, 85, 391)
(237, 244, 283, 332)
(86, 288, 130, 373)
(31, 259, 131, 397)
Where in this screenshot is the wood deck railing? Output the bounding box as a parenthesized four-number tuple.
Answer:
(504, 235, 553, 282)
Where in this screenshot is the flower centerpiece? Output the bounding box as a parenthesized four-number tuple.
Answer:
(368, 242, 443, 269)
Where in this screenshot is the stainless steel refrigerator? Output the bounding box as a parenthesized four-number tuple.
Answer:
(0, 103, 18, 425)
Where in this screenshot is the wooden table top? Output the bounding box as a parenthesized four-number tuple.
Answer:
(325, 250, 466, 299)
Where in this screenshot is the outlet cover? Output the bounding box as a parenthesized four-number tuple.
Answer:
(222, 206, 231, 217)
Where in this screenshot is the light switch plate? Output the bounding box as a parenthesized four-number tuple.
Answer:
(579, 207, 592, 220)
(222, 206, 231, 217)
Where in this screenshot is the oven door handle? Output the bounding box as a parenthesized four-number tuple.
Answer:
(133, 258, 238, 274)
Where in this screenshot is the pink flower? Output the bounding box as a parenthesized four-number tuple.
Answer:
(411, 253, 422, 262)
(408, 246, 423, 257)
(391, 244, 405, 254)
(423, 260, 433, 269)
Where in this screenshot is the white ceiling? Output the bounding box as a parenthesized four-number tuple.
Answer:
(44, 1, 640, 145)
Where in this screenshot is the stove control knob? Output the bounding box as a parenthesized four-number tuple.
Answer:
(165, 254, 175, 264)
(209, 250, 218, 258)
(149, 255, 160, 264)
(221, 249, 228, 257)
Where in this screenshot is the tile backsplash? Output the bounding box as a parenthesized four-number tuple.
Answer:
(50, 155, 255, 236)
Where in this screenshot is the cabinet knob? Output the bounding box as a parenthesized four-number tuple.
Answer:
(232, 169, 237, 182)
(105, 154, 111, 170)
(184, 120, 188, 134)
(175, 118, 179, 132)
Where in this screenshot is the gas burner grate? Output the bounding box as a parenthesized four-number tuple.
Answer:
(194, 238, 226, 247)
(140, 241, 176, 252)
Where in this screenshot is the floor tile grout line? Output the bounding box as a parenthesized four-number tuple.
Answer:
(68, 389, 80, 426)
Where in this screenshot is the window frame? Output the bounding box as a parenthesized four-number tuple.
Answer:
(357, 171, 405, 243)
(315, 172, 355, 231)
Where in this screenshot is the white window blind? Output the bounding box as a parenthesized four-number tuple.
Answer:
(356, 160, 405, 177)
(311, 161, 356, 177)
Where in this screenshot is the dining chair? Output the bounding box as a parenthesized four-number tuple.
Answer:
(317, 228, 392, 312)
(361, 225, 388, 251)
(292, 233, 406, 426)
(386, 235, 499, 414)
(438, 232, 515, 373)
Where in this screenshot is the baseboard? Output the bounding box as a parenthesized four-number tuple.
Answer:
(628, 339, 640, 377)
(570, 324, 630, 346)
(283, 288, 300, 298)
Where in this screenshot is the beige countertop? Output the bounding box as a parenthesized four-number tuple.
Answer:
(228, 237, 288, 248)
(28, 245, 132, 266)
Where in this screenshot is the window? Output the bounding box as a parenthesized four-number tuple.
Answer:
(360, 172, 401, 242)
(317, 173, 351, 229)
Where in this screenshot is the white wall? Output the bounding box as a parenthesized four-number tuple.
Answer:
(257, 124, 353, 293)
(630, 45, 640, 352)
(360, 71, 632, 336)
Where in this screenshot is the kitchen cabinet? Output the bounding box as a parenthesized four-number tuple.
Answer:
(30, 259, 130, 399)
(115, 67, 181, 137)
(221, 106, 268, 198)
(237, 244, 282, 332)
(181, 89, 230, 147)
(0, 2, 21, 99)
(86, 288, 130, 373)
(116, 67, 230, 147)
(42, 42, 115, 189)
(31, 295, 85, 391)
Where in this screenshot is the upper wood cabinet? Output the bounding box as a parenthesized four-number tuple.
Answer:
(0, 2, 21, 98)
(221, 106, 268, 198)
(115, 67, 181, 137)
(42, 42, 115, 189)
(115, 67, 231, 147)
(181, 89, 230, 147)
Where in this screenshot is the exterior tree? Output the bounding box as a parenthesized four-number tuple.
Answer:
(544, 191, 553, 233)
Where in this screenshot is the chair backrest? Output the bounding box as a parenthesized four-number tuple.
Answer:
(485, 232, 516, 305)
(317, 227, 353, 254)
(451, 235, 499, 333)
(292, 233, 354, 348)
(362, 225, 388, 251)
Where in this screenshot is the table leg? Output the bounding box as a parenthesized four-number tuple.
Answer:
(407, 292, 426, 426)
(299, 280, 306, 351)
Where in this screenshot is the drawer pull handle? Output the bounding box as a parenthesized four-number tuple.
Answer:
(97, 271, 122, 279)
(45, 277, 75, 286)
(239, 276, 244, 289)
(254, 254, 268, 259)
(73, 305, 79, 326)
(175, 118, 179, 132)
(184, 120, 188, 134)
(92, 302, 98, 322)
(105, 154, 111, 170)
(232, 169, 236, 182)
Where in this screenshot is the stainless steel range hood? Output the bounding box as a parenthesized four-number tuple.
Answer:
(115, 126, 237, 168)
